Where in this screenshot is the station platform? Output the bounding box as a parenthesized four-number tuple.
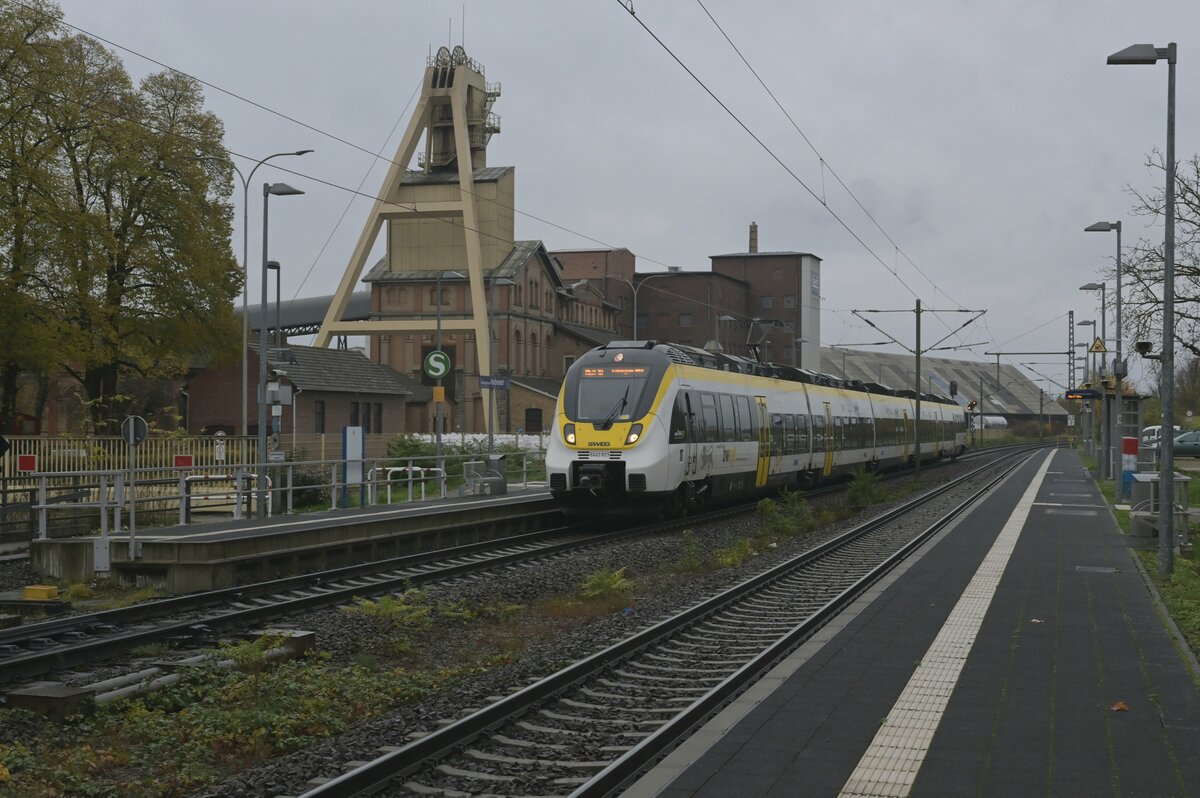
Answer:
(29, 483, 555, 593)
(627, 449, 1200, 797)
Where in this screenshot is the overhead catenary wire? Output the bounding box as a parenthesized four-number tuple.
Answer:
(619, 0, 974, 350)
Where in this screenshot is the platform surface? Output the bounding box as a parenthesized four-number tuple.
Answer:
(627, 449, 1200, 798)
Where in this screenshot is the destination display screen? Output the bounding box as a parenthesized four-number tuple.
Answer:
(582, 366, 647, 378)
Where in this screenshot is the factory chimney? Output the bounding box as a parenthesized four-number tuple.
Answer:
(749, 221, 758, 254)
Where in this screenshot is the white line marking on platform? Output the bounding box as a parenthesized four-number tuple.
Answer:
(838, 451, 1053, 798)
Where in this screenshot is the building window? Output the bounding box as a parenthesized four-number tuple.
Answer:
(679, 313, 692, 327)
(783, 295, 796, 308)
(761, 296, 774, 309)
(362, 402, 371, 433)
(315, 400, 325, 434)
(374, 403, 383, 433)
(349, 401, 359, 427)
(564, 355, 576, 371)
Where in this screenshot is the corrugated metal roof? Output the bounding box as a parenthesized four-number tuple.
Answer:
(266, 345, 427, 398)
(817, 347, 1067, 417)
(398, 165, 514, 185)
(243, 292, 372, 334)
(363, 240, 547, 283)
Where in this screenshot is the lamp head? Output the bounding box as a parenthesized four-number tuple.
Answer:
(1079, 282, 1104, 291)
(293, 149, 314, 156)
(1085, 221, 1116, 232)
(267, 182, 304, 196)
(1107, 43, 1162, 65)
(266, 260, 280, 271)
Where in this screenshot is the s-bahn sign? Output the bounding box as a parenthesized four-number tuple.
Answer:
(423, 350, 452, 380)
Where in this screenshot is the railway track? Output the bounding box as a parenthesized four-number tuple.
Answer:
(296, 448, 1035, 797)
(0, 445, 1039, 689)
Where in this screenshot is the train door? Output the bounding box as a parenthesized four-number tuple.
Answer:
(902, 408, 911, 462)
(683, 391, 701, 479)
(821, 402, 834, 477)
(754, 396, 769, 487)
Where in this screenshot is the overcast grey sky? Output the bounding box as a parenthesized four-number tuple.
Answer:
(53, 0, 1199, 394)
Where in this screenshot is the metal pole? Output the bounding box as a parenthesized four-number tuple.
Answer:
(275, 263, 282, 350)
(487, 276, 496, 455)
(1114, 222, 1123, 499)
(435, 270, 443, 478)
(257, 184, 270, 518)
(914, 299, 921, 477)
(1160, 44, 1177, 576)
(240, 173, 250, 437)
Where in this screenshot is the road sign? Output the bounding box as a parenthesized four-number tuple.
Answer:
(268, 431, 280, 452)
(1089, 337, 1107, 354)
(17, 454, 36, 472)
(268, 451, 286, 463)
(1067, 415, 1076, 427)
(432, 385, 446, 403)
(121, 415, 149, 446)
(423, 350, 452, 380)
(174, 455, 194, 467)
(479, 375, 510, 390)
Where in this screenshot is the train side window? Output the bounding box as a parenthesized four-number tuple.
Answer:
(701, 392, 720, 442)
(670, 394, 689, 442)
(796, 414, 809, 451)
(861, 416, 872, 448)
(736, 396, 754, 442)
(834, 417, 844, 450)
(812, 414, 826, 449)
(719, 394, 736, 441)
(784, 414, 796, 455)
(771, 413, 785, 453)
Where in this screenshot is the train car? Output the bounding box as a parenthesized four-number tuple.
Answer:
(546, 341, 968, 515)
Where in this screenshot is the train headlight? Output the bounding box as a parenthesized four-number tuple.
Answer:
(564, 423, 577, 445)
(624, 423, 643, 445)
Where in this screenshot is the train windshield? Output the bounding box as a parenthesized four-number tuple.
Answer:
(576, 365, 649, 424)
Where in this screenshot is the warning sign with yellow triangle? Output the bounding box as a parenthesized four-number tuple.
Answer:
(1088, 337, 1107, 354)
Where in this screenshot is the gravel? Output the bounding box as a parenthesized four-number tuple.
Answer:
(193, 455, 997, 798)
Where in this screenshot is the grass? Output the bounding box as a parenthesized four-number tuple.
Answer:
(57, 580, 164, 610)
(1078, 445, 1200, 666)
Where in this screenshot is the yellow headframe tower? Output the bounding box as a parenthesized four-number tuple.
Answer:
(315, 46, 507, 428)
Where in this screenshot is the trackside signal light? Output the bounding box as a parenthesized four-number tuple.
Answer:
(564, 423, 577, 445)
(967, 400, 977, 411)
(625, 423, 644, 445)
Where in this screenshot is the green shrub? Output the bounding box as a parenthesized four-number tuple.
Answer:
(580, 567, 633, 602)
(846, 469, 882, 508)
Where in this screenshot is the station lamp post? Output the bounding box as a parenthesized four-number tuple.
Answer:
(1080, 282, 1112, 482)
(257, 182, 304, 518)
(1108, 41, 1177, 575)
(266, 261, 282, 350)
(1087, 220, 1125, 500)
(232, 149, 313, 436)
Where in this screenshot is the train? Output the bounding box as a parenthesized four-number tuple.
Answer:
(546, 340, 969, 515)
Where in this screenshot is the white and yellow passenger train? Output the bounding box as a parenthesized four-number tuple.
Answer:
(546, 341, 969, 515)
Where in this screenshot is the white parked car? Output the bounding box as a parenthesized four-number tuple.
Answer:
(1140, 425, 1182, 450)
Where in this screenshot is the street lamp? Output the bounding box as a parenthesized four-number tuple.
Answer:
(1108, 41, 1177, 575)
(576, 273, 677, 338)
(1080, 283, 1111, 482)
(487, 276, 516, 455)
(266, 261, 282, 350)
(793, 337, 809, 368)
(715, 314, 736, 354)
(232, 149, 312, 437)
(1087, 220, 1125, 499)
(257, 182, 304, 518)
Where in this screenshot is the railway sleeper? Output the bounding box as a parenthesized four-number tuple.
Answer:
(640, 651, 755, 668)
(463, 748, 610, 771)
(579, 686, 697, 703)
(435, 763, 516, 782)
(399, 780, 474, 796)
(623, 660, 737, 677)
(597, 677, 707, 694)
(611, 667, 722, 684)
(558, 697, 683, 715)
(492, 733, 569, 750)
(539, 708, 663, 728)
